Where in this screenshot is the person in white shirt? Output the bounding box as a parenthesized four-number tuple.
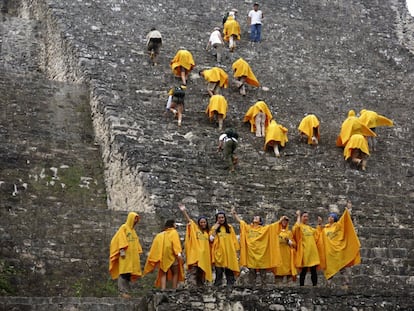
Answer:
(206, 27, 225, 63)
(146, 27, 162, 65)
(247, 3, 264, 43)
(217, 130, 239, 172)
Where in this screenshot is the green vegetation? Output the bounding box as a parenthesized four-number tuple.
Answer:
(91, 277, 118, 297)
(0, 260, 17, 296)
(70, 274, 157, 298)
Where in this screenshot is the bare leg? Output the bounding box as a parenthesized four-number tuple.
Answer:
(218, 114, 224, 130)
(240, 76, 247, 95)
(255, 112, 265, 137)
(171, 265, 179, 289)
(177, 103, 183, 126)
(180, 67, 187, 85)
(312, 127, 319, 145)
(160, 271, 167, 290)
(273, 144, 280, 157)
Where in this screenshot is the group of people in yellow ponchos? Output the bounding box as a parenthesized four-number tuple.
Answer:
(242, 102, 393, 166)
(243, 100, 320, 157)
(337, 109, 394, 171)
(169, 48, 261, 130)
(164, 16, 394, 174)
(109, 200, 361, 296)
(202, 58, 260, 132)
(110, 213, 185, 295)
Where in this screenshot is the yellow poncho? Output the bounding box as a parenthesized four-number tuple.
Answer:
(359, 109, 394, 129)
(184, 220, 213, 282)
(272, 227, 297, 277)
(298, 114, 320, 144)
(292, 222, 322, 268)
(336, 110, 376, 147)
(232, 58, 260, 87)
(264, 119, 288, 150)
(343, 134, 370, 160)
(239, 220, 282, 269)
(202, 67, 229, 88)
(317, 209, 361, 279)
(223, 16, 241, 41)
(109, 212, 143, 281)
(210, 225, 240, 274)
(206, 94, 228, 120)
(143, 228, 184, 287)
(243, 101, 273, 133)
(170, 49, 195, 77)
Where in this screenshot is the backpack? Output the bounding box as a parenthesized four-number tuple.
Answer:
(222, 12, 229, 25)
(225, 128, 239, 139)
(173, 87, 185, 98)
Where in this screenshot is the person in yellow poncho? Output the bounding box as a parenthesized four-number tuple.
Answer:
(178, 204, 212, 287)
(199, 67, 229, 97)
(317, 200, 361, 288)
(272, 216, 297, 286)
(359, 109, 393, 151)
(232, 57, 260, 96)
(243, 100, 273, 137)
(143, 220, 184, 290)
(344, 133, 370, 171)
(109, 212, 143, 298)
(231, 207, 285, 287)
(292, 210, 322, 286)
(170, 49, 196, 86)
(205, 94, 228, 130)
(298, 114, 320, 145)
(264, 119, 288, 157)
(223, 15, 241, 52)
(209, 211, 240, 287)
(336, 109, 376, 147)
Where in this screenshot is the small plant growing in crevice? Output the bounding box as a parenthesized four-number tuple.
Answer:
(72, 279, 84, 297)
(0, 260, 17, 295)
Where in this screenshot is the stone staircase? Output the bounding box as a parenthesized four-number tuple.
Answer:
(0, 0, 413, 307)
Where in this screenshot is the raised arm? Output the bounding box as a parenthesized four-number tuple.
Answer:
(231, 207, 241, 223)
(178, 203, 191, 223)
(217, 138, 224, 152)
(317, 216, 323, 226)
(295, 210, 301, 224)
(346, 200, 352, 215)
